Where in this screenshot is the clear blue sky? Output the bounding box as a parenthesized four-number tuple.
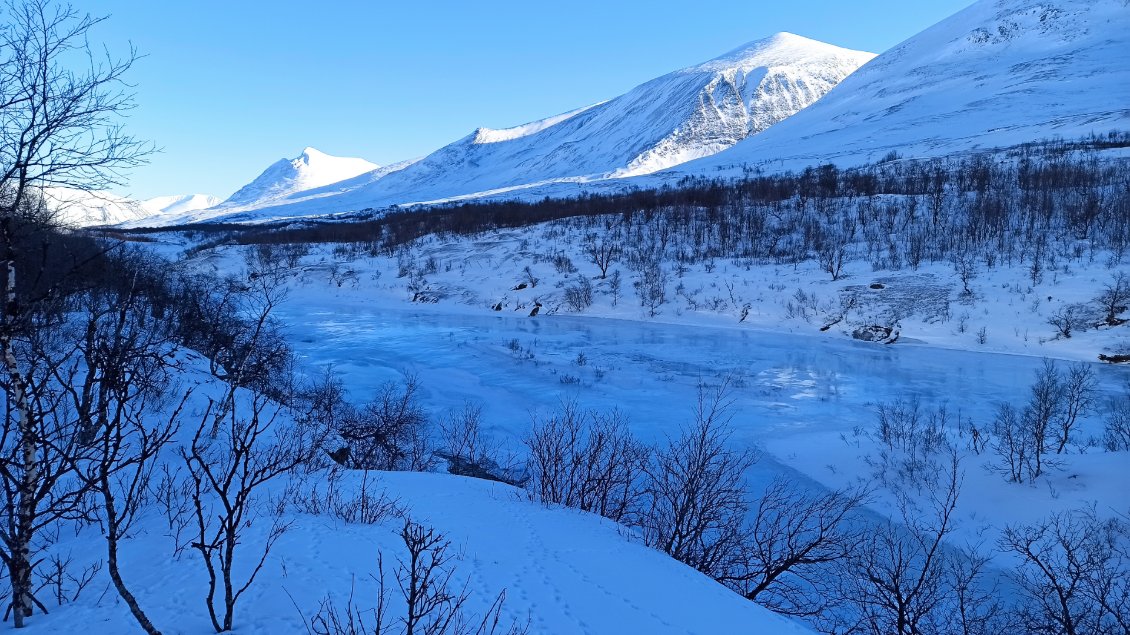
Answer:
(88, 1, 973, 200)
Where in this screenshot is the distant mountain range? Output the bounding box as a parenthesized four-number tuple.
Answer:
(45, 189, 220, 227)
(127, 32, 874, 226)
(102, 0, 1129, 228)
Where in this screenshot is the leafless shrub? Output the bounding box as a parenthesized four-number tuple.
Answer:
(438, 404, 524, 486)
(876, 398, 950, 455)
(871, 399, 958, 490)
(993, 359, 1094, 483)
(301, 567, 390, 635)
(1105, 381, 1130, 451)
(551, 253, 575, 274)
(1094, 271, 1130, 326)
(608, 270, 622, 307)
(833, 454, 994, 635)
(36, 554, 101, 607)
(182, 390, 321, 633)
(152, 464, 194, 558)
(785, 288, 820, 323)
(992, 403, 1031, 483)
(1001, 507, 1130, 635)
(338, 375, 434, 471)
(634, 261, 668, 317)
(1047, 303, 1095, 339)
(563, 276, 593, 312)
(639, 381, 756, 579)
(521, 266, 538, 288)
(817, 239, 849, 281)
(291, 470, 404, 526)
(582, 234, 620, 279)
(525, 403, 648, 524)
(1054, 362, 1096, 453)
(300, 520, 528, 635)
(726, 477, 868, 618)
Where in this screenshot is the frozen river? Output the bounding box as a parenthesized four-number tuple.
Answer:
(277, 302, 1130, 453)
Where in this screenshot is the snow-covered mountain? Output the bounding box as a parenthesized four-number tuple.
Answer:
(135, 33, 872, 226)
(138, 147, 401, 226)
(370, 31, 872, 198)
(676, 0, 1130, 175)
(44, 188, 149, 227)
(141, 193, 222, 217)
(43, 189, 223, 227)
(222, 147, 379, 207)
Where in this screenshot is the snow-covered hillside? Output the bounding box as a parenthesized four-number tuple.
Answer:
(676, 0, 1130, 174)
(134, 33, 872, 226)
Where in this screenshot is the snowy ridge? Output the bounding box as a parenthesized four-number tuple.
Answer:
(132, 33, 872, 226)
(617, 33, 872, 177)
(471, 103, 603, 144)
(675, 0, 1130, 175)
(130, 0, 1130, 226)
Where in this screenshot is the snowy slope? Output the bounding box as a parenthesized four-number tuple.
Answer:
(136, 33, 872, 226)
(39, 469, 814, 634)
(676, 0, 1130, 174)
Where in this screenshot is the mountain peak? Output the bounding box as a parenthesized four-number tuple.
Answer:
(221, 148, 380, 207)
(695, 32, 875, 74)
(299, 146, 329, 162)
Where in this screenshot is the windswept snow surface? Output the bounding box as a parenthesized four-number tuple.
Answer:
(134, 33, 871, 226)
(676, 0, 1130, 175)
(471, 103, 604, 144)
